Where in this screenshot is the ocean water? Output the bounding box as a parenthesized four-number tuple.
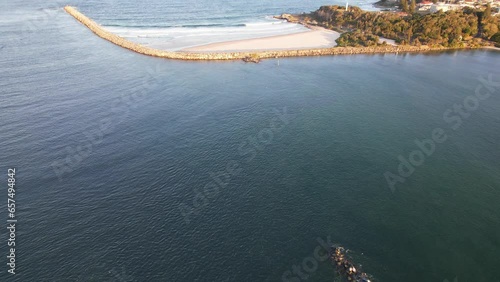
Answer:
(1, 1, 500, 282)
(74, 0, 378, 50)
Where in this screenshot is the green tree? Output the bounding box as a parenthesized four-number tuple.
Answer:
(491, 32, 500, 46)
(401, 0, 409, 13)
(410, 0, 416, 13)
(405, 24, 414, 43)
(484, 4, 491, 19)
(491, 32, 500, 41)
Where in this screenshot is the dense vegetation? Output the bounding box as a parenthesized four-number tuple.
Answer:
(307, 5, 500, 47)
(491, 32, 500, 47)
(336, 31, 381, 47)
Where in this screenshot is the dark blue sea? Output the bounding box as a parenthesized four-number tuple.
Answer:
(1, 0, 499, 281)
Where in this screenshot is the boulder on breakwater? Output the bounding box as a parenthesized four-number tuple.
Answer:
(242, 54, 261, 63)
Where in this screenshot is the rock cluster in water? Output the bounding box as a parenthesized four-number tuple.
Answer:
(330, 246, 372, 282)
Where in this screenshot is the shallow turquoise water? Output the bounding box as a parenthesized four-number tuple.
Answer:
(0, 1, 499, 281)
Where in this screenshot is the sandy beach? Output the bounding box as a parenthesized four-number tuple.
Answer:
(379, 37, 397, 46)
(483, 46, 500, 51)
(183, 26, 341, 52)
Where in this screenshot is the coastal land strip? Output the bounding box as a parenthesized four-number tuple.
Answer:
(182, 26, 341, 52)
(63, 6, 486, 62)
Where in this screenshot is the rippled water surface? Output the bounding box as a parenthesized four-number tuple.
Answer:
(1, 0, 500, 281)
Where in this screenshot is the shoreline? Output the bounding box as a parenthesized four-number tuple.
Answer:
(182, 25, 340, 52)
(482, 46, 500, 51)
(64, 6, 489, 62)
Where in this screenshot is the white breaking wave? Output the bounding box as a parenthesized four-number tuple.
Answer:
(104, 17, 309, 51)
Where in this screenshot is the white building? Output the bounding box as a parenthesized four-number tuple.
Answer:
(430, 3, 461, 12)
(417, 1, 434, 11)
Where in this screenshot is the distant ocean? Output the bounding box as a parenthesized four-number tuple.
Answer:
(1, 0, 499, 282)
